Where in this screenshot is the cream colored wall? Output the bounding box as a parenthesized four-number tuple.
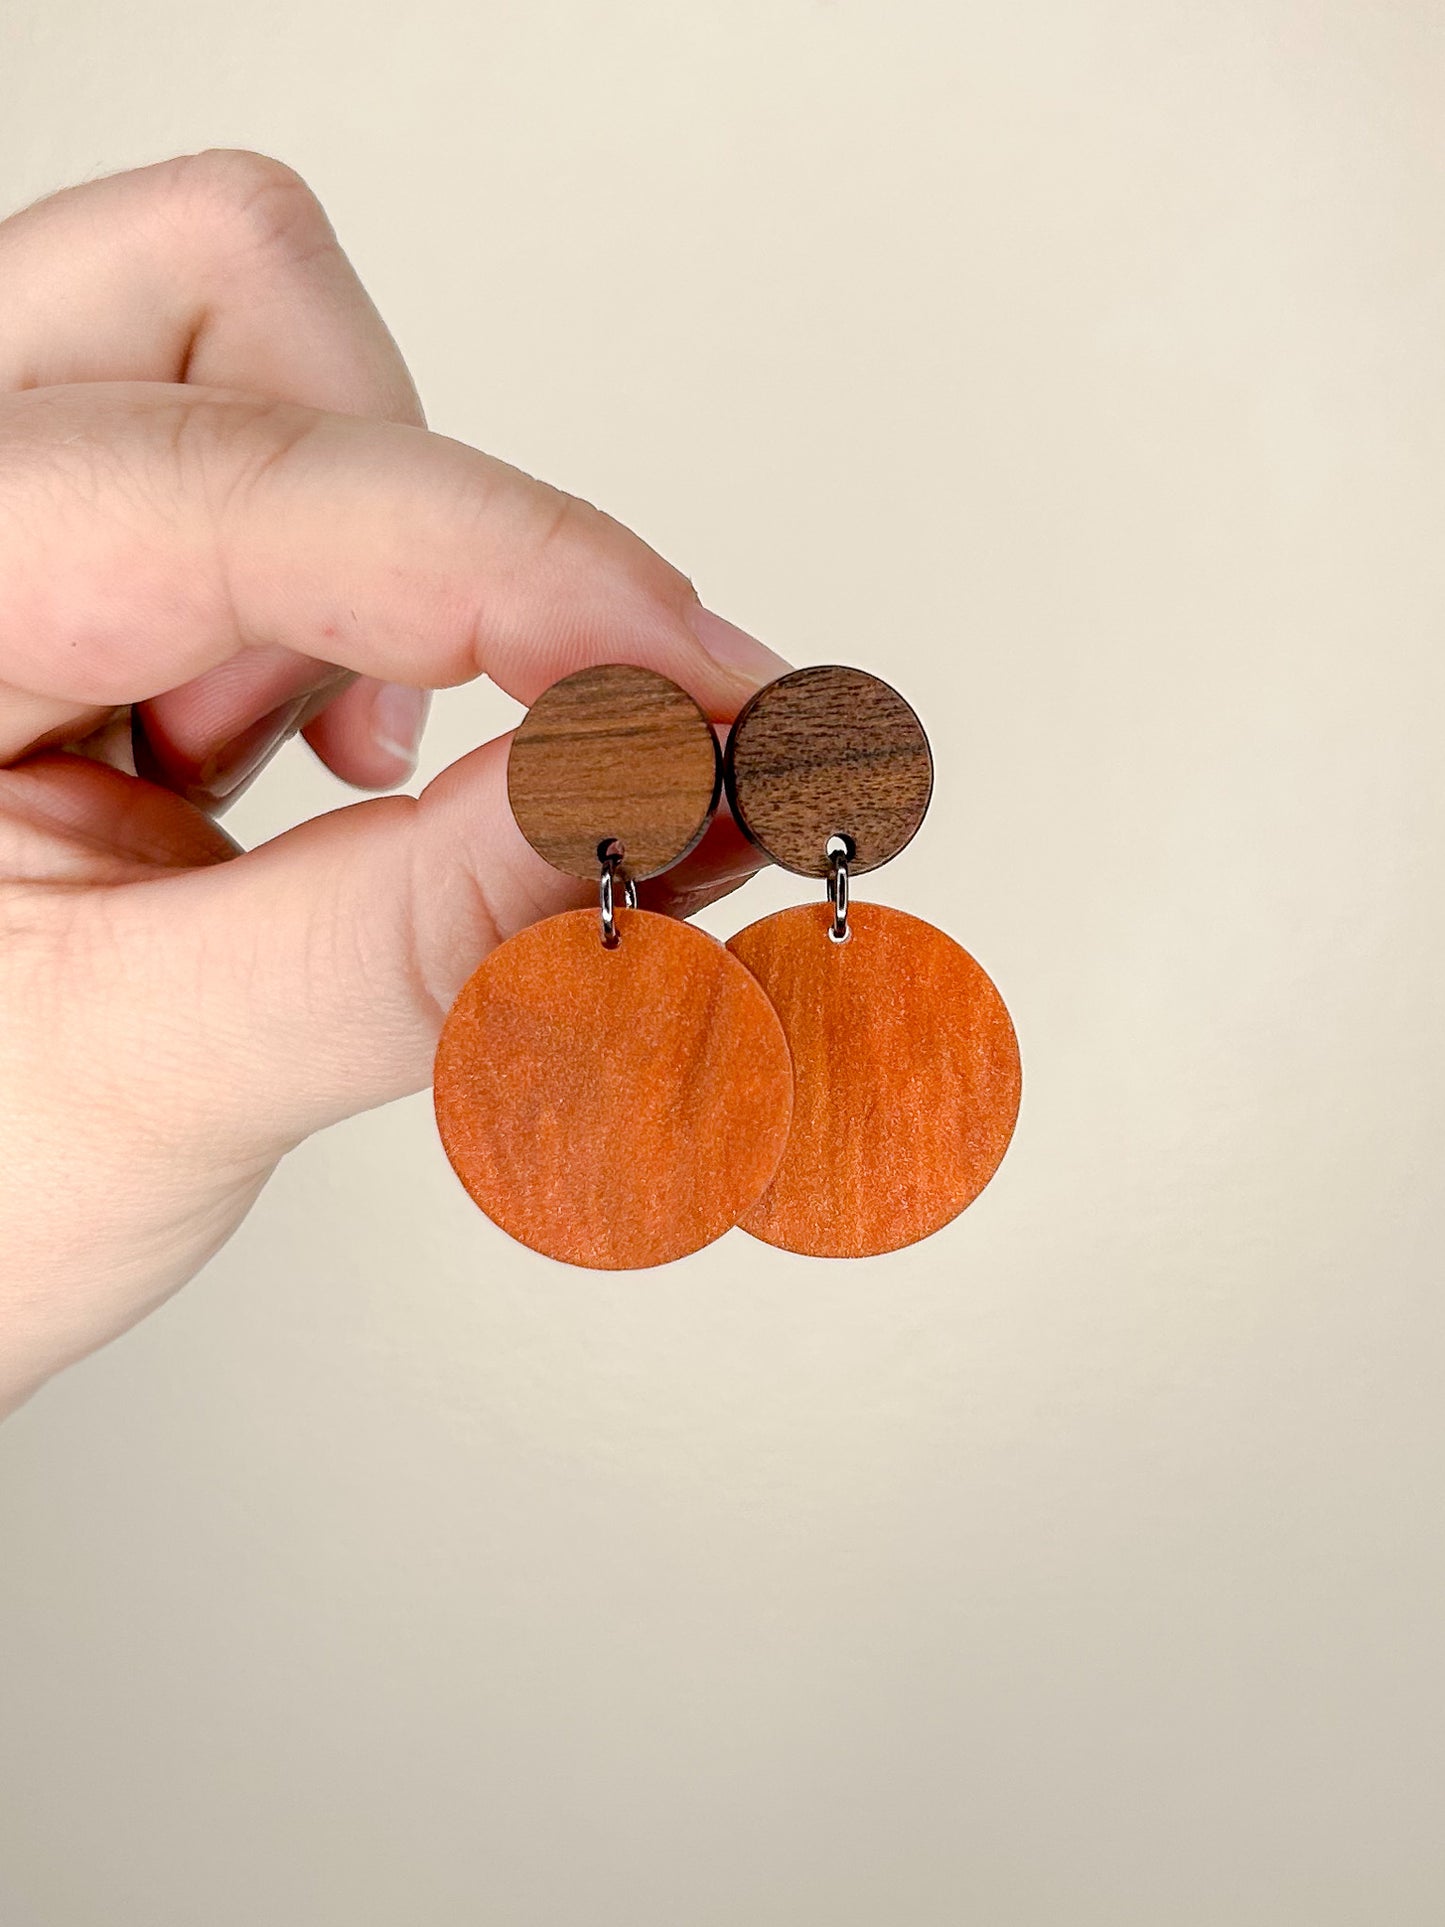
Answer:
(3, 2, 1445, 1921)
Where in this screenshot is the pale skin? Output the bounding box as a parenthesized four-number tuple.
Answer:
(0, 149, 790, 1417)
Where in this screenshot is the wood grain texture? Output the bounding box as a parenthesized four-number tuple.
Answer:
(724, 665, 933, 877)
(434, 909, 794, 1269)
(507, 664, 722, 880)
(727, 900, 1020, 1257)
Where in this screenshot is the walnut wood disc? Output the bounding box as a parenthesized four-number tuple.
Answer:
(726, 900, 1020, 1257)
(434, 908, 794, 1269)
(507, 664, 722, 880)
(724, 665, 933, 877)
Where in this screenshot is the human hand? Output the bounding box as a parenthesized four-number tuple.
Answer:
(0, 150, 787, 1414)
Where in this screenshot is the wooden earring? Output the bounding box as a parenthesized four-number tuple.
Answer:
(433, 664, 794, 1270)
(723, 665, 1021, 1258)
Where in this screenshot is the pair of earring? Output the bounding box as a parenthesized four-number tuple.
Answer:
(432, 662, 1020, 1269)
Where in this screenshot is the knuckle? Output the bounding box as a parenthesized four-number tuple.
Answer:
(162, 148, 337, 269)
(528, 484, 628, 570)
(527, 482, 691, 609)
(530, 486, 594, 558)
(169, 391, 316, 503)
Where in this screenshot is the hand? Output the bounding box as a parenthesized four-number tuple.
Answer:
(0, 150, 788, 1415)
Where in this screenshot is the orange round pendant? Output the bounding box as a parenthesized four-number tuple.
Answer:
(726, 901, 1021, 1257)
(434, 908, 794, 1269)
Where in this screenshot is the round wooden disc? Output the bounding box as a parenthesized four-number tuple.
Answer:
(507, 664, 722, 880)
(726, 901, 1020, 1257)
(724, 665, 933, 877)
(434, 909, 794, 1269)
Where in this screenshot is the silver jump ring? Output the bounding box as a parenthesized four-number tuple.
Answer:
(599, 852, 638, 948)
(825, 834, 851, 944)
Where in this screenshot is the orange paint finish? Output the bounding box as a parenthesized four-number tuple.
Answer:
(434, 908, 794, 1270)
(727, 900, 1020, 1257)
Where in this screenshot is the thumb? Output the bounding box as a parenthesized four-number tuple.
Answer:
(109, 726, 767, 1160)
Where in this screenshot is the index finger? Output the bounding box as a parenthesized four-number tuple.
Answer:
(0, 382, 787, 726)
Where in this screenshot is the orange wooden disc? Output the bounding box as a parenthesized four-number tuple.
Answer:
(726, 901, 1020, 1257)
(434, 908, 794, 1269)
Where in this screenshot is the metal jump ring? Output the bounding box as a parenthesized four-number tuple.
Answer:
(825, 834, 851, 944)
(599, 849, 638, 948)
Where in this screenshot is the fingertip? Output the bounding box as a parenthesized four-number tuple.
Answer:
(302, 677, 430, 790)
(369, 682, 430, 775)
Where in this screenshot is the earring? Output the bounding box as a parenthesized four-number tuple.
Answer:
(723, 665, 1021, 1258)
(433, 663, 794, 1270)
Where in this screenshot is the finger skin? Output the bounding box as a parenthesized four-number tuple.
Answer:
(0, 383, 775, 720)
(0, 149, 422, 418)
(0, 149, 425, 783)
(0, 756, 237, 878)
(132, 657, 357, 809)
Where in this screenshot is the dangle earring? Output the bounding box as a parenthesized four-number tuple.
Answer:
(433, 664, 794, 1270)
(723, 665, 1021, 1258)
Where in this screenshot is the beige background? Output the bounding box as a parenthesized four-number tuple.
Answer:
(3, 1, 1445, 1921)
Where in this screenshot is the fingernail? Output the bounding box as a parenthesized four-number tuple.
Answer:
(194, 694, 309, 806)
(688, 606, 793, 685)
(369, 683, 430, 772)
